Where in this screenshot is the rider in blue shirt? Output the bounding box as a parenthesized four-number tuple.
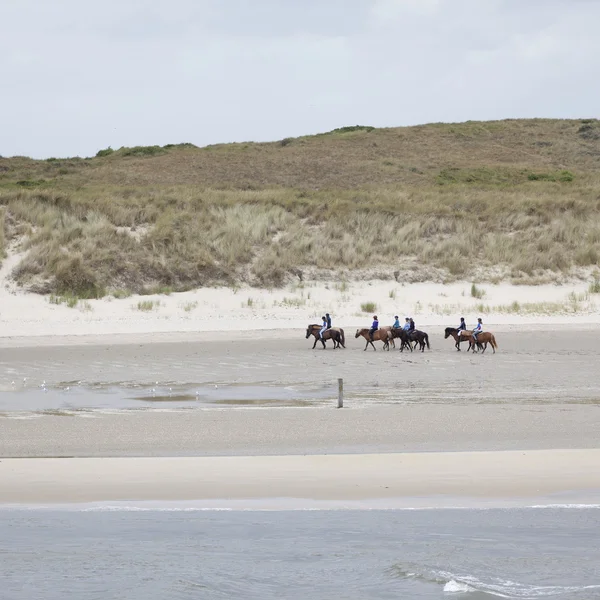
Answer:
(393, 316, 400, 329)
(457, 317, 466, 338)
(472, 318, 483, 341)
(402, 318, 411, 331)
(325, 313, 332, 329)
(369, 316, 379, 341)
(319, 316, 327, 339)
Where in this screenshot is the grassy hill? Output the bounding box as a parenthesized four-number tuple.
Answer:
(1, 118, 600, 297)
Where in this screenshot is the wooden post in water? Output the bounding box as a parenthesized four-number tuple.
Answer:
(337, 378, 344, 408)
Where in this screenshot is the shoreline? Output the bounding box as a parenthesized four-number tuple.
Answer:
(2, 450, 600, 506)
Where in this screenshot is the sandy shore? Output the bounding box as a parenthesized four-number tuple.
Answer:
(2, 450, 600, 506)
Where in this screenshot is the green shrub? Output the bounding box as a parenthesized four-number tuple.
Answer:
(589, 279, 600, 294)
(122, 145, 165, 157)
(361, 301, 377, 313)
(96, 147, 114, 157)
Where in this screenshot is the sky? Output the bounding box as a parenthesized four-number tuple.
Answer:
(2, 0, 599, 158)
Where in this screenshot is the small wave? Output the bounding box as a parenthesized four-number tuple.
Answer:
(394, 567, 600, 598)
(444, 579, 476, 593)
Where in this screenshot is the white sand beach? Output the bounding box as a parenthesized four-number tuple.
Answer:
(2, 450, 600, 506)
(1, 270, 600, 339)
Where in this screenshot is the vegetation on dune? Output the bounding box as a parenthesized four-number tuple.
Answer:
(1, 118, 600, 296)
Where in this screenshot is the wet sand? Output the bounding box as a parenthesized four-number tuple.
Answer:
(1, 404, 600, 458)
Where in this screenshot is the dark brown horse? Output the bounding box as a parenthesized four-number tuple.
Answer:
(306, 324, 345, 349)
(444, 327, 476, 351)
(409, 330, 430, 352)
(389, 328, 413, 352)
(355, 328, 393, 351)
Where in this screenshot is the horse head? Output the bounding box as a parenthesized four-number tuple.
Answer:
(306, 325, 315, 339)
(444, 327, 454, 338)
(355, 329, 362, 338)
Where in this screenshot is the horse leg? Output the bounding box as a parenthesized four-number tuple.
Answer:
(364, 339, 369, 351)
(370, 340, 377, 351)
(481, 342, 487, 354)
(320, 337, 326, 349)
(312, 336, 318, 349)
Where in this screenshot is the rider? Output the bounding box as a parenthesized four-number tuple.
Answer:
(472, 318, 483, 342)
(393, 315, 401, 329)
(369, 315, 379, 341)
(325, 313, 332, 329)
(457, 317, 467, 338)
(319, 316, 328, 339)
(402, 317, 411, 331)
(409, 318, 415, 333)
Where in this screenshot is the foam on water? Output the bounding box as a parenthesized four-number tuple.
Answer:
(407, 568, 600, 599)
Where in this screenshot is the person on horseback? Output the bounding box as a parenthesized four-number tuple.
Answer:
(403, 318, 411, 331)
(472, 318, 483, 342)
(409, 318, 415, 333)
(319, 316, 328, 339)
(369, 316, 379, 341)
(457, 317, 466, 337)
(393, 316, 401, 329)
(325, 313, 332, 329)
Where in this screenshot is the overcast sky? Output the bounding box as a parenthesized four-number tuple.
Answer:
(2, 0, 599, 158)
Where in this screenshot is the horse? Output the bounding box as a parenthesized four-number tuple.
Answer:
(470, 331, 498, 354)
(355, 328, 393, 351)
(444, 327, 476, 351)
(409, 330, 430, 352)
(444, 328, 497, 353)
(305, 324, 345, 349)
(389, 328, 413, 352)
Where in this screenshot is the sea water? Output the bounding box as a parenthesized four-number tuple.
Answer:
(1, 506, 599, 599)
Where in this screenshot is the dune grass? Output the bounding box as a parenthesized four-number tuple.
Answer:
(0, 207, 5, 260)
(1, 119, 600, 294)
(361, 302, 377, 313)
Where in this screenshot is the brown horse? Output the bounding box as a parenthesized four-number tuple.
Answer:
(444, 328, 497, 353)
(355, 328, 393, 351)
(444, 327, 476, 351)
(306, 324, 345, 349)
(470, 331, 498, 354)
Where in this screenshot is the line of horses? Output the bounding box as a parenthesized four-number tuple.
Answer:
(305, 324, 498, 354)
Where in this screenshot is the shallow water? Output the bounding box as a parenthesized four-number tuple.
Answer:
(1, 507, 599, 600)
(0, 382, 331, 413)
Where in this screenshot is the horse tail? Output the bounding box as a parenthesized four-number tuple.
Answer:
(339, 328, 345, 347)
(425, 333, 430, 349)
(490, 334, 498, 349)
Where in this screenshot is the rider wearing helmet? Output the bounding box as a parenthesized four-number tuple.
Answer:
(369, 316, 379, 341)
(472, 318, 483, 342)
